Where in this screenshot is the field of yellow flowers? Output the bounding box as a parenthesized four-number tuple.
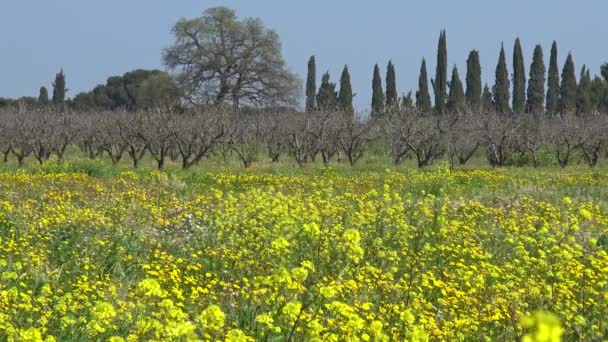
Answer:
(0, 164, 607, 341)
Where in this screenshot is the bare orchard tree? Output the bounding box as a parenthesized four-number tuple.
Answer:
(10, 112, 34, 166)
(137, 109, 176, 170)
(545, 114, 583, 168)
(170, 110, 227, 169)
(577, 113, 606, 167)
(53, 112, 79, 161)
(517, 114, 545, 168)
(100, 115, 128, 166)
(382, 112, 412, 165)
(445, 114, 480, 167)
(399, 113, 448, 168)
(226, 112, 265, 168)
(475, 112, 520, 168)
(260, 112, 286, 163)
(79, 112, 105, 160)
(116, 111, 148, 168)
(163, 7, 301, 110)
(0, 111, 14, 162)
(336, 114, 377, 166)
(284, 113, 314, 167)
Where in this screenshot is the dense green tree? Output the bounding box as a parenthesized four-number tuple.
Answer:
(526, 45, 545, 114)
(482, 84, 494, 112)
(136, 73, 182, 110)
(447, 65, 465, 113)
(560, 53, 577, 114)
(416, 58, 432, 113)
(317, 72, 337, 111)
(371, 64, 385, 117)
(52, 69, 67, 104)
(38, 86, 49, 105)
(401, 91, 414, 110)
(337, 65, 354, 114)
(385, 60, 398, 111)
(576, 66, 592, 114)
(433, 30, 448, 114)
(512, 38, 526, 113)
(590, 76, 608, 113)
(601, 63, 608, 81)
(306, 56, 316, 112)
(546, 41, 560, 114)
(493, 44, 510, 113)
(465, 50, 482, 112)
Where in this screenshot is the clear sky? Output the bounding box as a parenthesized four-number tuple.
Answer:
(1, 1, 606, 111)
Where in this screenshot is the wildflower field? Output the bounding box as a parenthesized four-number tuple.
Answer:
(0, 163, 607, 341)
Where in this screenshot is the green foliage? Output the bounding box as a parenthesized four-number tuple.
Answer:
(52, 69, 67, 104)
(306, 56, 317, 113)
(316, 72, 337, 111)
(371, 64, 385, 117)
(526, 45, 545, 114)
(512, 38, 526, 113)
(590, 76, 608, 112)
(447, 65, 465, 113)
(401, 91, 414, 110)
(546, 41, 560, 114)
(493, 44, 510, 113)
(337, 65, 354, 114)
(465, 50, 482, 113)
(416, 58, 432, 113)
(38, 87, 49, 105)
(385, 60, 398, 111)
(433, 30, 448, 114)
(560, 53, 578, 114)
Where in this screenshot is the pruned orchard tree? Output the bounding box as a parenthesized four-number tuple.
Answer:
(163, 7, 301, 110)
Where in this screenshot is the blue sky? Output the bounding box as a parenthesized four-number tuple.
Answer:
(1, 1, 606, 111)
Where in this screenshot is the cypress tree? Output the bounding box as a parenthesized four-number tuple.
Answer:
(526, 44, 545, 114)
(576, 66, 592, 114)
(305, 56, 317, 113)
(493, 44, 510, 113)
(465, 50, 482, 112)
(546, 41, 560, 114)
(512, 38, 526, 113)
(385, 60, 398, 111)
(337, 65, 354, 114)
(38, 86, 49, 105)
(316, 72, 337, 111)
(482, 84, 494, 112)
(52, 69, 67, 104)
(447, 65, 465, 113)
(416, 58, 432, 113)
(433, 30, 448, 114)
(560, 53, 577, 114)
(371, 64, 385, 117)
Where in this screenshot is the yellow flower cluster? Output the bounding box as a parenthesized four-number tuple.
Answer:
(0, 167, 607, 340)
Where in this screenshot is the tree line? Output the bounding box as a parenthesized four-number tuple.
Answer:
(305, 31, 608, 116)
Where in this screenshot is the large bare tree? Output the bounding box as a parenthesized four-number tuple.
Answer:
(163, 7, 301, 110)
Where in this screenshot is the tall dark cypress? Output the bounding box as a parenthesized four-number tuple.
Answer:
(482, 84, 494, 113)
(576, 66, 592, 114)
(447, 65, 465, 113)
(526, 45, 545, 114)
(416, 58, 432, 113)
(38, 86, 49, 105)
(385, 61, 398, 111)
(305, 56, 317, 113)
(493, 44, 510, 113)
(465, 50, 482, 113)
(338, 65, 354, 114)
(433, 30, 448, 114)
(512, 38, 526, 113)
(52, 69, 67, 104)
(316, 72, 337, 111)
(560, 53, 577, 114)
(546, 41, 560, 114)
(371, 64, 385, 117)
